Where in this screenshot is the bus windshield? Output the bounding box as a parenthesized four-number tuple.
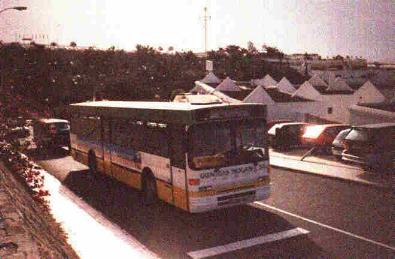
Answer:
(189, 120, 267, 169)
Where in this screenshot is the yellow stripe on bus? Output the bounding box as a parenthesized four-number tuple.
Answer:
(172, 186, 189, 211)
(111, 163, 141, 190)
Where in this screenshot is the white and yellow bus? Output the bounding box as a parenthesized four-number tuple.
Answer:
(69, 101, 270, 213)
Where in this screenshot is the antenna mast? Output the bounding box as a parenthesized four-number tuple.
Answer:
(203, 7, 211, 56)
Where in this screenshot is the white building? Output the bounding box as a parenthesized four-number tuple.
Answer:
(353, 81, 386, 104)
(293, 76, 354, 122)
(243, 85, 326, 121)
(292, 75, 387, 123)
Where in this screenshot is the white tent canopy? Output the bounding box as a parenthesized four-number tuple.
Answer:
(215, 77, 240, 92)
(277, 77, 296, 94)
(200, 71, 221, 84)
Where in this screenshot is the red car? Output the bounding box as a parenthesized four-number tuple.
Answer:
(302, 124, 350, 148)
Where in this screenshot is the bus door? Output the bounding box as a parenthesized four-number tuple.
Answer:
(168, 125, 188, 211)
(102, 118, 113, 176)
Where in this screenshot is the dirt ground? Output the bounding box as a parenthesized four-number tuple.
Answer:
(0, 162, 79, 259)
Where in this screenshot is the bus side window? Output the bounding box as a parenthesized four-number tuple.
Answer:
(144, 125, 169, 157)
(169, 126, 186, 168)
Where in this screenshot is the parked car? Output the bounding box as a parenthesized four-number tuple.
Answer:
(331, 128, 352, 160)
(267, 119, 294, 130)
(268, 122, 310, 151)
(33, 118, 70, 151)
(302, 124, 350, 152)
(342, 123, 395, 172)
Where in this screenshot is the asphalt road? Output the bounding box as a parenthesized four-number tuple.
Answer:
(32, 149, 394, 258)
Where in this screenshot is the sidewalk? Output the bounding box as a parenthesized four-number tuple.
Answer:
(269, 149, 394, 190)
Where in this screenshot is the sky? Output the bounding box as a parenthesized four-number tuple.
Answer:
(1, 0, 394, 62)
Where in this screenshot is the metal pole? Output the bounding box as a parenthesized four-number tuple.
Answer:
(203, 7, 210, 56)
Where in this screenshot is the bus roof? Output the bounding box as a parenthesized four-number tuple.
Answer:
(70, 101, 266, 124)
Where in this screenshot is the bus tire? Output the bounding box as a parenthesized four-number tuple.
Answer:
(88, 151, 97, 176)
(142, 171, 157, 205)
(67, 143, 72, 155)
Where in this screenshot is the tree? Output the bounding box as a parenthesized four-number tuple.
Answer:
(247, 41, 257, 54)
(262, 44, 283, 58)
(70, 41, 77, 48)
(50, 42, 58, 47)
(168, 46, 174, 52)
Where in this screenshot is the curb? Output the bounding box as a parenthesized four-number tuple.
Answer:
(270, 153, 360, 171)
(269, 162, 393, 191)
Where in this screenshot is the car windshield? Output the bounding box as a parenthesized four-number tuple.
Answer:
(333, 129, 351, 145)
(55, 122, 70, 131)
(189, 120, 267, 169)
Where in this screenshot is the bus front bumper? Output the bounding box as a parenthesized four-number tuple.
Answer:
(189, 185, 271, 213)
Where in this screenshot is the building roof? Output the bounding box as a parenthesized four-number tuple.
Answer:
(200, 71, 221, 85)
(262, 74, 278, 86)
(244, 85, 312, 103)
(359, 103, 395, 112)
(357, 122, 395, 129)
(307, 75, 354, 95)
(308, 74, 328, 88)
(243, 85, 274, 104)
(326, 77, 354, 93)
(251, 74, 278, 88)
(277, 77, 296, 94)
(221, 90, 253, 101)
(265, 88, 313, 102)
(216, 77, 241, 92)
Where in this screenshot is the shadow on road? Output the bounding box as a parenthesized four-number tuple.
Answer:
(62, 170, 326, 258)
(26, 147, 70, 161)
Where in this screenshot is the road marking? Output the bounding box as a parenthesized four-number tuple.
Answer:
(187, 227, 309, 259)
(253, 202, 395, 252)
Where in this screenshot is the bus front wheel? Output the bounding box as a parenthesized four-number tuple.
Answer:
(142, 173, 157, 205)
(88, 151, 97, 176)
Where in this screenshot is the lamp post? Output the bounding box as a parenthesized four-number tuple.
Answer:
(0, 6, 27, 15)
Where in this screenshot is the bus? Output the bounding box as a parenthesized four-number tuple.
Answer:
(69, 101, 271, 213)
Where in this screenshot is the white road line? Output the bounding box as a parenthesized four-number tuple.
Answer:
(187, 227, 309, 259)
(253, 202, 395, 252)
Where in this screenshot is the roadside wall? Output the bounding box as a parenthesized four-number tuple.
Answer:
(349, 105, 395, 125)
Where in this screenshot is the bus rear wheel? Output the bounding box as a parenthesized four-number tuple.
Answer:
(142, 173, 157, 205)
(88, 151, 97, 176)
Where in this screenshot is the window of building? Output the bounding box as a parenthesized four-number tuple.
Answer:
(327, 107, 333, 114)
